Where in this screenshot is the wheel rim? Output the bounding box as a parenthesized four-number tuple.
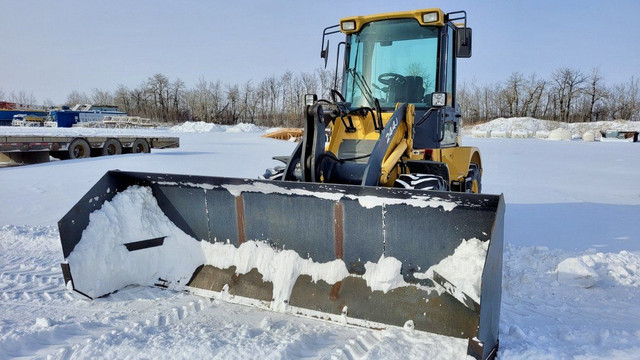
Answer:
(73, 145, 85, 158)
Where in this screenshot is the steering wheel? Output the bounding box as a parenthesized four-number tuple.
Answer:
(378, 73, 406, 86)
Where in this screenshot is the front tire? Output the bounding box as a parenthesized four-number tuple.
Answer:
(394, 173, 448, 191)
(466, 163, 482, 193)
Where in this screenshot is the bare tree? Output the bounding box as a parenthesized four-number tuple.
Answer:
(114, 85, 132, 113)
(91, 88, 114, 105)
(581, 68, 606, 122)
(519, 74, 546, 118)
(65, 90, 90, 106)
(551, 67, 586, 122)
(502, 72, 524, 117)
(316, 67, 334, 99)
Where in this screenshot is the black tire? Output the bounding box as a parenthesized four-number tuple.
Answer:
(260, 166, 285, 180)
(394, 173, 448, 191)
(132, 138, 150, 154)
(68, 138, 91, 159)
(466, 163, 482, 193)
(102, 138, 123, 156)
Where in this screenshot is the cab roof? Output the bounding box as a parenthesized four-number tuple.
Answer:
(339, 8, 445, 34)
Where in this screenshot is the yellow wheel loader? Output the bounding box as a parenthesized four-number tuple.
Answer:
(58, 8, 504, 359)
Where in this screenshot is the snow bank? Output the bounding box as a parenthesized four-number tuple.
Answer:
(170, 121, 261, 133)
(225, 123, 261, 133)
(467, 117, 640, 141)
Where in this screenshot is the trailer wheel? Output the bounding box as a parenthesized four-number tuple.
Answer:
(132, 139, 150, 153)
(68, 138, 91, 159)
(466, 163, 482, 193)
(102, 139, 123, 156)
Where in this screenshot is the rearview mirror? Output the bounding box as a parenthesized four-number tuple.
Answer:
(321, 40, 330, 68)
(456, 27, 472, 58)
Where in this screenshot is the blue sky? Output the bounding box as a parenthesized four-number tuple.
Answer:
(1, 0, 638, 103)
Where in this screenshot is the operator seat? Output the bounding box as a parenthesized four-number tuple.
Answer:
(404, 76, 425, 103)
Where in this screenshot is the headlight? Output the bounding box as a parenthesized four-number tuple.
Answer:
(431, 92, 447, 107)
(341, 21, 356, 31)
(422, 12, 439, 23)
(304, 94, 318, 106)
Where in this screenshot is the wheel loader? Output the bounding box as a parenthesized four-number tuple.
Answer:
(58, 8, 504, 360)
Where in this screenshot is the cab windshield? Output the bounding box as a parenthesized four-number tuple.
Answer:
(343, 19, 439, 110)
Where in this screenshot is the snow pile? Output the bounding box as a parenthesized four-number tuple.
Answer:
(557, 251, 640, 289)
(225, 123, 261, 133)
(170, 121, 222, 133)
(66, 186, 206, 298)
(417, 238, 489, 304)
(170, 121, 261, 133)
(468, 117, 559, 135)
(466, 117, 640, 140)
(556, 257, 600, 288)
(501, 245, 640, 359)
(362, 256, 407, 293)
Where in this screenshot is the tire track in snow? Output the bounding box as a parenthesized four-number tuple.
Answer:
(324, 330, 382, 360)
(32, 296, 215, 359)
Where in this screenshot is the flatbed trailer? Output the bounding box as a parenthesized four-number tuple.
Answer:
(0, 134, 179, 164)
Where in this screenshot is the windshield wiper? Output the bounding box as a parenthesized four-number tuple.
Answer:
(347, 68, 376, 108)
(347, 68, 384, 131)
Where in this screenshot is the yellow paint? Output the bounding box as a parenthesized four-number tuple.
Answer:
(326, 111, 394, 155)
(440, 146, 482, 183)
(325, 102, 481, 191)
(340, 8, 445, 34)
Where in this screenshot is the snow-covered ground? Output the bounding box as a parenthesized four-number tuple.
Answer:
(1, 120, 639, 359)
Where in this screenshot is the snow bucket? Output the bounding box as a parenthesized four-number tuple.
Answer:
(58, 170, 505, 359)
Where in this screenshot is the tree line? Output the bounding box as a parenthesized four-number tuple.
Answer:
(458, 68, 639, 124)
(64, 69, 336, 127)
(2, 67, 638, 127)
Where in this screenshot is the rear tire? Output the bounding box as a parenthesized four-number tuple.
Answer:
(132, 138, 150, 154)
(68, 138, 91, 159)
(466, 163, 482, 193)
(394, 173, 448, 191)
(102, 138, 122, 156)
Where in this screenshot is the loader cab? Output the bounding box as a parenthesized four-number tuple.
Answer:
(334, 10, 472, 149)
(342, 18, 439, 110)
